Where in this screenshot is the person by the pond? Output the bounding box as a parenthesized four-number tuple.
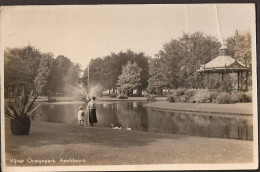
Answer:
(88, 96, 97, 127)
(77, 106, 85, 126)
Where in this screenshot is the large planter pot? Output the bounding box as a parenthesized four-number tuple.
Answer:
(10, 116, 31, 135)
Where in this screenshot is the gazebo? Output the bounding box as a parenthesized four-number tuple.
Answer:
(197, 45, 251, 91)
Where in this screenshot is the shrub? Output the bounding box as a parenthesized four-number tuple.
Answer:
(167, 95, 175, 103)
(191, 90, 219, 103)
(231, 92, 241, 103)
(189, 96, 196, 103)
(220, 79, 233, 92)
(193, 91, 211, 103)
(183, 89, 196, 102)
(179, 95, 188, 103)
(166, 88, 186, 103)
(109, 93, 117, 98)
(47, 97, 56, 103)
(231, 91, 252, 103)
(244, 91, 252, 102)
(175, 88, 187, 96)
(185, 89, 195, 98)
(146, 94, 157, 102)
(209, 91, 218, 102)
(116, 94, 128, 99)
(216, 92, 232, 104)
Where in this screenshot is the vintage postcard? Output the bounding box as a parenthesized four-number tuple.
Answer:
(0, 4, 258, 171)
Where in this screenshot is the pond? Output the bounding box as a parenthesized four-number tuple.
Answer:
(34, 101, 253, 140)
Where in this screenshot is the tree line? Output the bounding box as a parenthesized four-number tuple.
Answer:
(4, 30, 252, 97)
(4, 46, 82, 98)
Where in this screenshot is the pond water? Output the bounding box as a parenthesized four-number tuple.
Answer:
(34, 101, 253, 140)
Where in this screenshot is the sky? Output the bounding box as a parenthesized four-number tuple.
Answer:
(1, 4, 255, 69)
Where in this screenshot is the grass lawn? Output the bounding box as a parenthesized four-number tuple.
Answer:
(144, 101, 252, 115)
(4, 118, 253, 166)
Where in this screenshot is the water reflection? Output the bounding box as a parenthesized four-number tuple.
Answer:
(35, 101, 253, 140)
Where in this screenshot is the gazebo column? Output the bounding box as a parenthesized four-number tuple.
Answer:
(241, 72, 244, 91)
(245, 71, 249, 91)
(200, 73, 204, 89)
(207, 73, 210, 89)
(221, 72, 225, 81)
(237, 72, 240, 91)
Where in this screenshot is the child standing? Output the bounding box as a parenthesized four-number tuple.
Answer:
(78, 106, 85, 126)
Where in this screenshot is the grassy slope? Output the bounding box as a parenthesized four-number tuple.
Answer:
(4, 118, 253, 166)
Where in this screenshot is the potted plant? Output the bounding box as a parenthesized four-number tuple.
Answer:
(5, 90, 41, 135)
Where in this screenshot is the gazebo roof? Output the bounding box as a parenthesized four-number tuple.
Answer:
(203, 55, 245, 68)
(197, 46, 250, 73)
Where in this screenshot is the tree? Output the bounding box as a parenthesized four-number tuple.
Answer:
(148, 32, 221, 92)
(117, 61, 142, 96)
(147, 57, 169, 95)
(47, 55, 73, 95)
(34, 53, 54, 96)
(226, 30, 251, 67)
(225, 30, 252, 89)
(82, 50, 149, 93)
(4, 45, 41, 97)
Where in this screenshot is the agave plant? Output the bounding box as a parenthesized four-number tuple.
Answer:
(5, 90, 41, 135)
(5, 90, 40, 120)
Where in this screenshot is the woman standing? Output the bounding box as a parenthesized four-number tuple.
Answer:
(88, 96, 97, 127)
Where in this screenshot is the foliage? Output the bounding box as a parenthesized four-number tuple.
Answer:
(192, 90, 212, 103)
(188, 96, 196, 103)
(4, 46, 82, 98)
(175, 88, 187, 96)
(117, 61, 142, 94)
(116, 94, 128, 99)
(167, 95, 175, 103)
(166, 88, 187, 103)
(220, 76, 233, 92)
(215, 92, 232, 104)
(108, 93, 117, 98)
(148, 32, 220, 91)
(225, 30, 252, 90)
(167, 89, 219, 103)
(47, 97, 57, 103)
(145, 93, 157, 102)
(5, 90, 39, 120)
(82, 50, 149, 92)
(185, 90, 196, 98)
(4, 45, 41, 90)
(50, 55, 72, 95)
(147, 57, 169, 93)
(189, 90, 218, 103)
(166, 89, 252, 104)
(225, 30, 251, 67)
(231, 91, 252, 103)
(34, 53, 54, 96)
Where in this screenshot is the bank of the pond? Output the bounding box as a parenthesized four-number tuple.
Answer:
(5, 119, 253, 166)
(31, 96, 167, 102)
(144, 101, 253, 115)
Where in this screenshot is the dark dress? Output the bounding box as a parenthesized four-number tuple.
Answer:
(89, 109, 98, 124)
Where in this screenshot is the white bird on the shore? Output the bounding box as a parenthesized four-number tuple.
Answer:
(125, 123, 131, 130)
(111, 124, 122, 129)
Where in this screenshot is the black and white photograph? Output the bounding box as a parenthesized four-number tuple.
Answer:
(0, 4, 258, 171)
